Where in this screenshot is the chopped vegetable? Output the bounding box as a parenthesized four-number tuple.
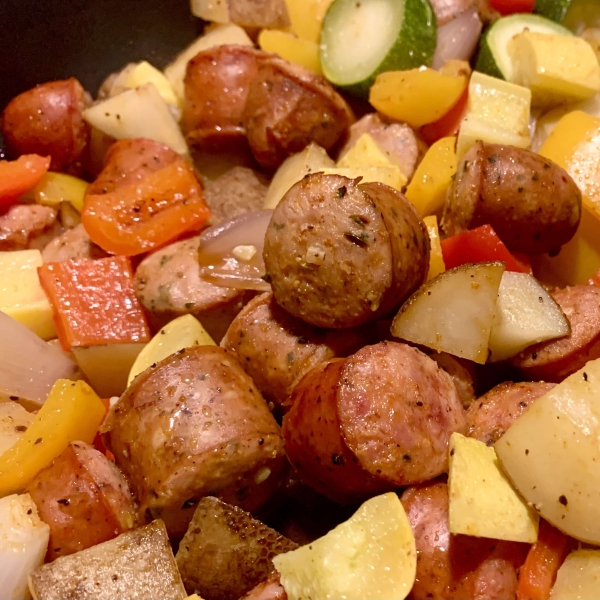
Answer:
(286, 0, 334, 42)
(82, 146, 210, 256)
(535, 0, 600, 33)
(338, 133, 398, 170)
(420, 88, 468, 144)
(114, 61, 179, 107)
(24, 171, 88, 212)
(432, 10, 482, 69)
(491, 0, 535, 14)
(0, 379, 106, 496)
(423, 215, 446, 281)
(190, 0, 290, 29)
(258, 30, 322, 74)
(0, 154, 50, 208)
(0, 493, 49, 600)
(0, 249, 56, 340)
(449, 433, 539, 543)
(0, 403, 34, 457)
(319, 0, 437, 95)
(549, 549, 600, 600)
(441, 225, 532, 273)
(38, 256, 150, 351)
(517, 520, 571, 600)
(273, 492, 417, 600)
(322, 165, 406, 191)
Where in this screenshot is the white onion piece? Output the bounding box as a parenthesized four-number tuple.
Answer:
(0, 311, 79, 407)
(432, 9, 483, 69)
(198, 210, 273, 292)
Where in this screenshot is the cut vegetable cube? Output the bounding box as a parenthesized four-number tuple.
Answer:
(457, 72, 531, 158)
(0, 250, 55, 340)
(449, 433, 539, 544)
(0, 379, 106, 496)
(337, 133, 398, 170)
(116, 61, 179, 107)
(258, 30, 322, 75)
(550, 550, 600, 600)
(38, 256, 150, 351)
(285, 0, 334, 42)
(423, 215, 445, 281)
(0, 402, 34, 457)
(28, 520, 187, 600)
(24, 172, 88, 212)
(190, 0, 290, 29)
(322, 166, 407, 191)
(509, 32, 600, 107)
(0, 493, 49, 600)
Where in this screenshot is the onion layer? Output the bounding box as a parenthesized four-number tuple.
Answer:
(432, 9, 483, 69)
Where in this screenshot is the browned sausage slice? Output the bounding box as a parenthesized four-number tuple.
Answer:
(0, 204, 58, 251)
(263, 173, 429, 329)
(42, 223, 107, 262)
(221, 292, 369, 412)
(101, 346, 286, 537)
(466, 381, 555, 445)
(242, 574, 288, 600)
(511, 286, 600, 382)
(2, 78, 88, 173)
(243, 57, 354, 169)
(401, 480, 529, 600)
(429, 352, 477, 410)
(283, 342, 466, 503)
(442, 141, 581, 254)
(26, 441, 138, 562)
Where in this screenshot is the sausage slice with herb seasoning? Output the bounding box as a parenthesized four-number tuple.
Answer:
(263, 173, 429, 329)
(442, 141, 581, 254)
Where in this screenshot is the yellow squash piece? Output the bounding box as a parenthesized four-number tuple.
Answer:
(370, 68, 468, 128)
(322, 166, 407, 192)
(258, 30, 322, 74)
(449, 433, 539, 544)
(26, 172, 88, 212)
(118, 61, 179, 107)
(423, 216, 445, 281)
(0, 250, 56, 340)
(551, 550, 600, 600)
(273, 492, 416, 600)
(457, 72, 531, 159)
(285, 0, 334, 43)
(338, 133, 400, 170)
(405, 136, 457, 217)
(0, 380, 105, 496)
(531, 111, 600, 285)
(509, 32, 600, 108)
(128, 315, 215, 385)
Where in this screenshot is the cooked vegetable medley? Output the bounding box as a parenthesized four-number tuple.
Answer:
(1, 0, 600, 598)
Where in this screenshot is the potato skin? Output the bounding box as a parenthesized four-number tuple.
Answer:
(2, 78, 88, 173)
(243, 57, 354, 169)
(26, 441, 138, 562)
(442, 141, 581, 254)
(101, 346, 286, 537)
(401, 480, 529, 600)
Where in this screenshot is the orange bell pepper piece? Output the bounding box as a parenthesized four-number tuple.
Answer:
(0, 154, 51, 206)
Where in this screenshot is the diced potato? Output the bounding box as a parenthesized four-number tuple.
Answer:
(0, 403, 34, 457)
(164, 24, 253, 101)
(551, 550, 600, 600)
(488, 271, 570, 362)
(73, 343, 146, 398)
(457, 72, 531, 159)
(274, 493, 416, 600)
(83, 84, 188, 156)
(423, 216, 445, 281)
(258, 30, 322, 74)
(405, 136, 457, 217)
(582, 27, 600, 62)
(28, 520, 187, 600)
(337, 133, 398, 170)
(264, 143, 335, 209)
(370, 68, 468, 128)
(190, 0, 290, 29)
(0, 380, 105, 496)
(128, 315, 214, 386)
(322, 166, 407, 191)
(285, 0, 334, 43)
(495, 359, 600, 544)
(0, 493, 48, 600)
(448, 433, 539, 544)
(24, 172, 88, 212)
(0, 250, 56, 340)
(391, 262, 505, 364)
(114, 61, 179, 107)
(509, 32, 600, 108)
(176, 497, 297, 600)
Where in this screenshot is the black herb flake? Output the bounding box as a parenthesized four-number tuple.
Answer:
(182, 498, 198, 509)
(584, 372, 588, 381)
(344, 232, 369, 249)
(261, 273, 272, 284)
(160, 255, 172, 267)
(14, 425, 27, 432)
(185, 302, 195, 310)
(287, 352, 295, 364)
(350, 214, 368, 227)
(57, 498, 70, 506)
(34, 438, 43, 445)
(331, 453, 345, 466)
(518, 186, 524, 193)
(273, 222, 286, 231)
(532, 172, 540, 181)
(559, 495, 568, 506)
(337, 186, 347, 198)
(487, 155, 498, 164)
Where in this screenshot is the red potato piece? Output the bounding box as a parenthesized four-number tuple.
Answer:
(283, 342, 466, 503)
(1, 78, 88, 173)
(101, 346, 286, 538)
(401, 480, 529, 600)
(134, 236, 253, 343)
(338, 113, 427, 179)
(263, 174, 429, 329)
(220, 292, 370, 412)
(242, 574, 287, 600)
(42, 223, 107, 263)
(466, 381, 555, 445)
(243, 57, 355, 169)
(26, 441, 138, 562)
(0, 204, 58, 251)
(511, 286, 600, 382)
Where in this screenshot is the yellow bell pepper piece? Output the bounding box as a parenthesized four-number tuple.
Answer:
(26, 172, 88, 212)
(369, 68, 468, 128)
(284, 0, 334, 43)
(423, 215, 446, 281)
(405, 137, 457, 217)
(258, 30, 322, 75)
(338, 133, 399, 170)
(530, 111, 600, 285)
(0, 380, 106, 496)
